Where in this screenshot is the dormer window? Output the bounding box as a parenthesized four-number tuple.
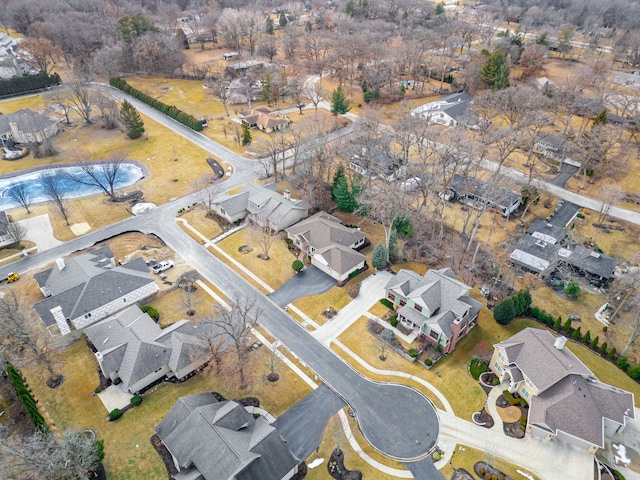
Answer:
(414, 304, 422, 312)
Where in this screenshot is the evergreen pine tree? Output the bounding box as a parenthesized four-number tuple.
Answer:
(553, 316, 562, 330)
(261, 72, 272, 104)
(434, 2, 445, 15)
(120, 100, 145, 139)
(279, 12, 288, 27)
(591, 336, 599, 349)
(331, 85, 351, 115)
(582, 330, 591, 344)
(241, 123, 252, 146)
(265, 17, 274, 35)
(480, 50, 510, 90)
(332, 164, 346, 193)
(388, 230, 399, 263)
(592, 108, 608, 127)
(332, 175, 358, 212)
(372, 243, 387, 270)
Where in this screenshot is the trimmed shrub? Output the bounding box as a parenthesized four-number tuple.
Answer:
(572, 327, 582, 341)
(613, 470, 626, 480)
(130, 395, 143, 407)
(493, 377, 500, 386)
(141, 305, 159, 322)
(553, 316, 562, 330)
(493, 297, 516, 325)
(562, 318, 572, 332)
(599, 342, 608, 355)
(390, 316, 399, 328)
(0, 71, 61, 96)
(564, 281, 580, 299)
(94, 387, 102, 394)
(626, 364, 640, 380)
(380, 298, 394, 309)
(502, 390, 519, 405)
(582, 330, 591, 344)
(616, 356, 629, 371)
(108, 409, 123, 421)
(591, 336, 599, 349)
(608, 348, 617, 360)
(424, 359, 433, 366)
(6, 362, 48, 432)
(292, 260, 304, 273)
(409, 348, 419, 358)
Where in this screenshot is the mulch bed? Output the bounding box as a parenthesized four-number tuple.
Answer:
(150, 434, 178, 480)
(328, 448, 361, 480)
(452, 468, 474, 480)
(474, 461, 513, 480)
(496, 395, 527, 439)
(472, 406, 495, 429)
(46, 374, 66, 389)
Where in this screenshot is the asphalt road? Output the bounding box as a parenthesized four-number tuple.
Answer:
(273, 384, 346, 460)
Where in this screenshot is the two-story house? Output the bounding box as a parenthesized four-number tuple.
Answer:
(533, 133, 581, 168)
(410, 92, 474, 127)
(285, 211, 367, 281)
(384, 268, 482, 353)
(442, 173, 521, 217)
(491, 328, 634, 453)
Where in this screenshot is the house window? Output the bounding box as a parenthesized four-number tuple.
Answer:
(525, 378, 534, 388)
(494, 362, 502, 372)
(399, 300, 406, 307)
(522, 387, 530, 398)
(498, 352, 505, 362)
(414, 304, 423, 312)
(84, 313, 92, 319)
(429, 330, 439, 340)
(387, 293, 395, 302)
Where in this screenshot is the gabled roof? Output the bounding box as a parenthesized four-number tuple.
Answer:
(0, 108, 58, 136)
(386, 268, 482, 335)
(563, 245, 617, 279)
(34, 248, 155, 328)
(410, 92, 473, 122)
(447, 173, 521, 208)
(314, 243, 366, 276)
(157, 395, 299, 480)
(497, 328, 635, 448)
(285, 211, 365, 251)
(0, 210, 10, 236)
(85, 306, 207, 391)
(495, 328, 593, 392)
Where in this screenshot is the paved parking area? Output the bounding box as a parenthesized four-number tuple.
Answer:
(273, 384, 346, 460)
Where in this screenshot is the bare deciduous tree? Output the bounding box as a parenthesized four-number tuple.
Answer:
(190, 174, 222, 214)
(40, 173, 70, 226)
(247, 211, 282, 261)
(6, 183, 31, 214)
(198, 295, 262, 389)
(5, 221, 28, 246)
(596, 181, 623, 225)
(66, 155, 125, 202)
(0, 428, 101, 479)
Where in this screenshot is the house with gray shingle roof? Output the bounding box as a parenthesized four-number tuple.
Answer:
(443, 173, 521, 217)
(0, 108, 59, 144)
(157, 393, 300, 480)
(410, 92, 474, 127)
(384, 268, 482, 352)
(285, 211, 367, 281)
(491, 328, 635, 453)
(0, 211, 15, 248)
(211, 183, 310, 231)
(33, 246, 159, 335)
(85, 305, 207, 393)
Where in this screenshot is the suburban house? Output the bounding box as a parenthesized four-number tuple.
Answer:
(0, 108, 59, 144)
(225, 59, 275, 78)
(157, 393, 300, 480)
(410, 92, 473, 127)
(224, 77, 261, 105)
(384, 268, 482, 353)
(84, 305, 207, 394)
(285, 211, 367, 281)
(613, 71, 640, 89)
(33, 246, 159, 335)
(442, 173, 521, 217)
(0, 211, 15, 248)
(211, 183, 310, 231)
(349, 146, 406, 182)
(510, 220, 617, 286)
(533, 133, 581, 167)
(237, 107, 290, 133)
(490, 328, 635, 453)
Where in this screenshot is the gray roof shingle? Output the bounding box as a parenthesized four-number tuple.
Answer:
(157, 395, 299, 480)
(0, 108, 58, 136)
(286, 211, 366, 251)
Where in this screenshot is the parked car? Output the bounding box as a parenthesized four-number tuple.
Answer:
(247, 342, 262, 351)
(152, 261, 174, 274)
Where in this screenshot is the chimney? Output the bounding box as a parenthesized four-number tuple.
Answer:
(50, 306, 71, 335)
(283, 189, 291, 200)
(56, 258, 65, 270)
(554, 336, 567, 350)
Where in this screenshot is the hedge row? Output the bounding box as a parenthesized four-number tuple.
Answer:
(0, 72, 61, 97)
(6, 362, 49, 432)
(109, 77, 202, 131)
(528, 306, 640, 382)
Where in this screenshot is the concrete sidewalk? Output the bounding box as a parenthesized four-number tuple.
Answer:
(311, 271, 392, 345)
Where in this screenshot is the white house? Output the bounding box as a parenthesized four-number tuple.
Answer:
(410, 92, 473, 127)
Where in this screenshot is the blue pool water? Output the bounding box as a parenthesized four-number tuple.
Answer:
(0, 163, 145, 209)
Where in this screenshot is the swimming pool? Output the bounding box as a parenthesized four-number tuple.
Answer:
(0, 163, 145, 209)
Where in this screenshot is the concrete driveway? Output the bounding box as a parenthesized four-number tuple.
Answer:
(16, 214, 63, 251)
(273, 384, 346, 460)
(549, 164, 579, 187)
(268, 265, 336, 307)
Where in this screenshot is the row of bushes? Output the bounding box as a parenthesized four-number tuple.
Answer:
(493, 289, 532, 325)
(107, 395, 143, 421)
(0, 71, 61, 97)
(109, 77, 203, 131)
(6, 362, 49, 432)
(502, 389, 529, 408)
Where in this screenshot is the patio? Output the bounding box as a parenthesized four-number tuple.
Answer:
(97, 385, 133, 412)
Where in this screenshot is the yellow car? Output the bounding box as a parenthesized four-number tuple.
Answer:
(7, 272, 19, 283)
